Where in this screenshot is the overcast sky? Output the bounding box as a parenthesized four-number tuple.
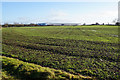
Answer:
(2, 1, 118, 24)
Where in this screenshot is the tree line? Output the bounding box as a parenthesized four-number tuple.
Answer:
(2, 23, 38, 27)
(1, 22, 120, 27)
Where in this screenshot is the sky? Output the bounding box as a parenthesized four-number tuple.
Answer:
(2, 2, 118, 24)
(1, 0, 119, 2)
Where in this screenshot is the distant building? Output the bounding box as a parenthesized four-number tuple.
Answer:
(47, 23, 80, 26)
(37, 23, 81, 26)
(38, 23, 47, 26)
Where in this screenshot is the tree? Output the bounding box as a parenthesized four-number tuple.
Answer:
(112, 18, 118, 23)
(83, 23, 86, 25)
(115, 22, 120, 26)
(112, 18, 120, 25)
(95, 22, 99, 25)
(4, 23, 9, 27)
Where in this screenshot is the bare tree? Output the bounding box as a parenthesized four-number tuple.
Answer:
(113, 18, 120, 25)
(4, 23, 9, 27)
(112, 18, 118, 23)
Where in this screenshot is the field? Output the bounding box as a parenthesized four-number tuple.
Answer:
(2, 25, 120, 80)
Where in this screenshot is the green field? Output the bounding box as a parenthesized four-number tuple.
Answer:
(2, 25, 120, 80)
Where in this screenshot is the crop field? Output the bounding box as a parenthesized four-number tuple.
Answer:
(2, 25, 120, 79)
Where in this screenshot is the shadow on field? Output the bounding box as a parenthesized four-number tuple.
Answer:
(2, 63, 52, 80)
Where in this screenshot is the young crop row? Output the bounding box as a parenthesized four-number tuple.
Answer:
(2, 38, 120, 79)
(2, 26, 120, 79)
(2, 36, 119, 62)
(2, 56, 93, 80)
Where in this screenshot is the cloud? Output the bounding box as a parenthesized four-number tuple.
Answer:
(46, 10, 70, 22)
(13, 9, 117, 24)
(68, 10, 118, 24)
(45, 9, 117, 24)
(17, 17, 31, 23)
(16, 10, 73, 23)
(45, 10, 81, 23)
(98, 10, 117, 17)
(16, 17, 42, 23)
(86, 10, 118, 23)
